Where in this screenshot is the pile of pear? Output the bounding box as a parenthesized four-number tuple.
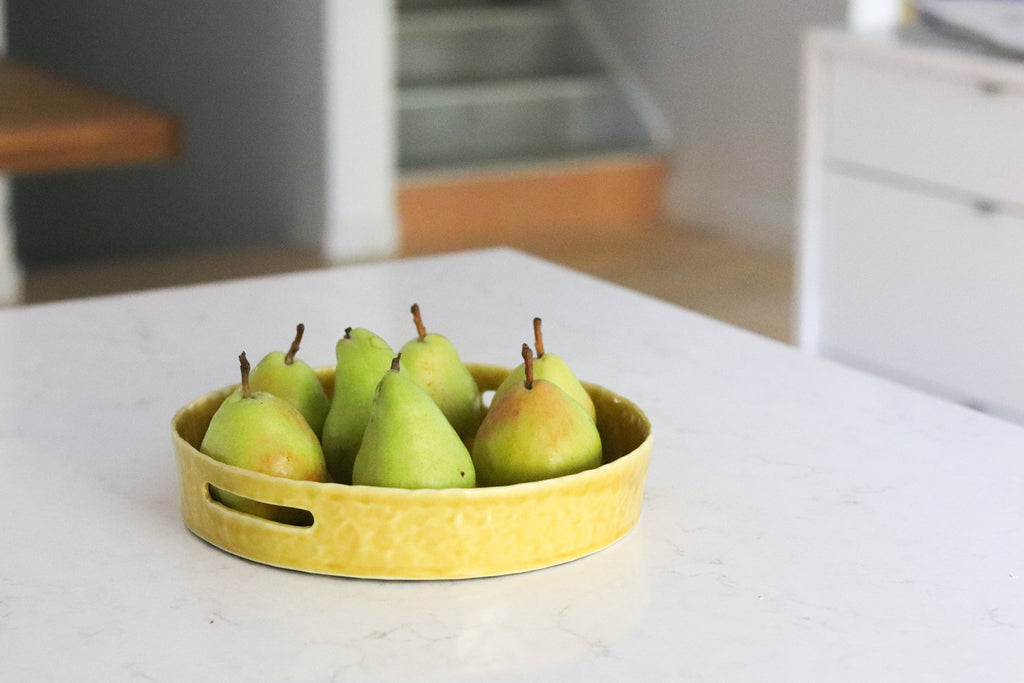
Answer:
(199, 307, 604, 516)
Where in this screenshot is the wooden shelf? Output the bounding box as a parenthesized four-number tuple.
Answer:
(0, 59, 181, 174)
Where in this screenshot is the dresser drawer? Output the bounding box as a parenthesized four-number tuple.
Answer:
(827, 58, 1024, 207)
(819, 171, 1024, 419)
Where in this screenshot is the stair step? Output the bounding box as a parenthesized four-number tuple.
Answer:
(398, 75, 653, 171)
(398, 1, 597, 86)
(399, 74, 610, 108)
(397, 0, 512, 10)
(399, 154, 668, 253)
(400, 2, 562, 32)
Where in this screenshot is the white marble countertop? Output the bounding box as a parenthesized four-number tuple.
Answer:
(1, 248, 1022, 681)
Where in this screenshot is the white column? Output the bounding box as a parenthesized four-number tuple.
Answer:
(322, 1, 399, 262)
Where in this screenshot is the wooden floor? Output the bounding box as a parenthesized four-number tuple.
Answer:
(474, 223, 794, 343)
(20, 223, 794, 343)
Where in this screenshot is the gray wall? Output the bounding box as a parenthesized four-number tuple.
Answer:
(7, 1, 323, 265)
(584, 1, 847, 253)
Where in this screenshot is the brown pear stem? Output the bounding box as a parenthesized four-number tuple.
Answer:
(411, 303, 427, 341)
(344, 326, 352, 339)
(284, 323, 304, 365)
(239, 352, 253, 398)
(391, 353, 402, 372)
(533, 317, 545, 358)
(521, 343, 534, 390)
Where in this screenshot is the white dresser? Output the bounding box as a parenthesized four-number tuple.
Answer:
(798, 26, 1024, 422)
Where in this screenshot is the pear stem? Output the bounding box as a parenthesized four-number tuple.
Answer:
(284, 323, 304, 365)
(391, 353, 402, 372)
(411, 303, 427, 341)
(533, 317, 545, 358)
(344, 326, 352, 339)
(522, 343, 534, 390)
(239, 352, 253, 398)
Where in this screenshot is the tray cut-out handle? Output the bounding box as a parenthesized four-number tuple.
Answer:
(205, 482, 315, 528)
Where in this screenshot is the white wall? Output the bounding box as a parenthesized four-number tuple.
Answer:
(582, 1, 846, 254)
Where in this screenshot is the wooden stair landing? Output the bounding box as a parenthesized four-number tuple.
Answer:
(399, 155, 668, 253)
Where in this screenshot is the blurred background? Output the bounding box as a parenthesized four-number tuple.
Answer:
(8, 1, 1024, 423)
(1, 1, 902, 345)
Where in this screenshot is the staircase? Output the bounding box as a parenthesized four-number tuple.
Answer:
(396, 0, 668, 252)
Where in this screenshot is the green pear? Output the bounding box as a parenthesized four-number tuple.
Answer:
(248, 323, 330, 438)
(399, 303, 483, 441)
(352, 355, 476, 489)
(472, 344, 602, 486)
(320, 327, 395, 484)
(201, 352, 328, 521)
(492, 317, 596, 422)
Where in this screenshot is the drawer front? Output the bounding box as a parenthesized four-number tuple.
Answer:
(819, 171, 1024, 419)
(827, 58, 1024, 207)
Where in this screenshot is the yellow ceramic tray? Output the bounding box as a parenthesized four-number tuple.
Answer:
(171, 364, 652, 579)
